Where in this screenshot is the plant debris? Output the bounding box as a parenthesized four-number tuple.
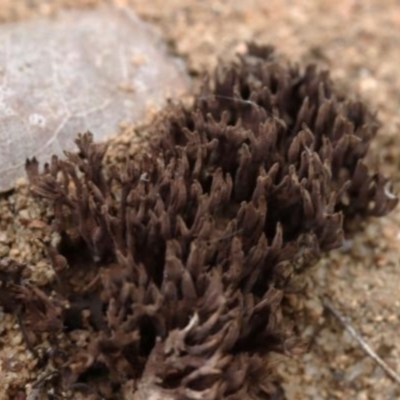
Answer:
(322, 298, 400, 387)
(0, 45, 397, 399)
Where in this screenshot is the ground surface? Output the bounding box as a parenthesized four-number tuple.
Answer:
(0, 1, 400, 399)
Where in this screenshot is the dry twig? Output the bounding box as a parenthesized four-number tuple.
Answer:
(322, 298, 400, 386)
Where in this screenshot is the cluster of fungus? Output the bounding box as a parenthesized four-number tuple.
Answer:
(1, 45, 397, 399)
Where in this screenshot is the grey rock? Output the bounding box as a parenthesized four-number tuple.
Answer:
(0, 6, 190, 192)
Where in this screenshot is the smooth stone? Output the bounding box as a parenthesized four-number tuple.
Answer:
(0, 6, 190, 192)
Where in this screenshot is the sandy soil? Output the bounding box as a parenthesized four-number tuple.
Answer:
(0, 1, 400, 399)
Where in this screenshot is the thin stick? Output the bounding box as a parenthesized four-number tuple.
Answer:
(197, 94, 275, 118)
(322, 298, 400, 386)
(16, 305, 40, 360)
(207, 228, 243, 243)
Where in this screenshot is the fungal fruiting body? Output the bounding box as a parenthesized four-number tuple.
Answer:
(1, 45, 397, 399)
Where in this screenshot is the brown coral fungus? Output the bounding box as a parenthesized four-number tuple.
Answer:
(1, 45, 397, 399)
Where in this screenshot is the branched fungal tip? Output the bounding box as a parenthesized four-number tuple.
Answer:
(1, 43, 397, 400)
